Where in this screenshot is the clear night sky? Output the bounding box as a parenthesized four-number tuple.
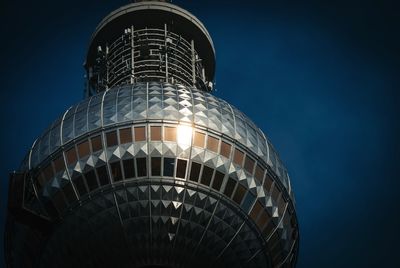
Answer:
(0, 0, 399, 267)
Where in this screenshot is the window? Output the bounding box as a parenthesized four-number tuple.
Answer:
(177, 125, 192, 145)
(200, 166, 213, 186)
(91, 135, 102, 152)
(77, 140, 90, 158)
(73, 176, 87, 196)
(164, 127, 176, 142)
(119, 127, 132, 144)
(193, 131, 205, 148)
(257, 210, 270, 230)
(224, 177, 236, 198)
(254, 165, 265, 184)
(271, 184, 280, 200)
(244, 155, 255, 174)
(278, 194, 286, 214)
(134, 126, 146, 141)
(212, 171, 224, 191)
(241, 192, 255, 213)
(150, 126, 161, 141)
(189, 162, 201, 182)
(84, 170, 98, 191)
(106, 131, 118, 147)
(53, 156, 65, 173)
(43, 165, 54, 182)
(62, 183, 77, 204)
(123, 159, 135, 179)
(220, 141, 231, 158)
(233, 184, 246, 205)
(207, 136, 219, 153)
(233, 148, 244, 166)
(151, 157, 161, 176)
(269, 232, 280, 248)
(250, 201, 263, 221)
(96, 166, 109, 186)
(52, 191, 66, 212)
(37, 173, 45, 188)
(66, 147, 77, 165)
(163, 158, 175, 177)
(136, 158, 147, 177)
(264, 173, 273, 191)
(37, 171, 49, 188)
(262, 222, 274, 237)
(176, 159, 187, 178)
(110, 161, 123, 182)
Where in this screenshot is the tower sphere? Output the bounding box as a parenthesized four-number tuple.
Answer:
(5, 1, 299, 268)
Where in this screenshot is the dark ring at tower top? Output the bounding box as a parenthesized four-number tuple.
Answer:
(85, 1, 216, 82)
(134, 0, 172, 2)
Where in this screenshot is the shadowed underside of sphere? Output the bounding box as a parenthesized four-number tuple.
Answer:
(38, 180, 270, 268)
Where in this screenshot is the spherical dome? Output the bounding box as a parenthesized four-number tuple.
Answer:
(24, 82, 293, 195)
(13, 82, 298, 267)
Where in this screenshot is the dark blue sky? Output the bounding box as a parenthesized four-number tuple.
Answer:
(1, 0, 399, 267)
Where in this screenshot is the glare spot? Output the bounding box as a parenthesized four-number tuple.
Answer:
(177, 124, 193, 146)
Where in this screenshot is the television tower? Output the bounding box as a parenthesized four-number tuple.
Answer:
(5, 1, 299, 267)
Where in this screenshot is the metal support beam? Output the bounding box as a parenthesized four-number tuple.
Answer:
(130, 25, 135, 84)
(105, 45, 109, 89)
(164, 24, 169, 81)
(191, 40, 196, 86)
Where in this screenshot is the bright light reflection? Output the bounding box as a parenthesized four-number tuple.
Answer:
(177, 124, 193, 146)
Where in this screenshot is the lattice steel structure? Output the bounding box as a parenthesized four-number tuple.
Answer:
(5, 1, 299, 268)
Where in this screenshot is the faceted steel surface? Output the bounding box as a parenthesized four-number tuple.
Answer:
(9, 83, 298, 267)
(25, 83, 293, 196)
